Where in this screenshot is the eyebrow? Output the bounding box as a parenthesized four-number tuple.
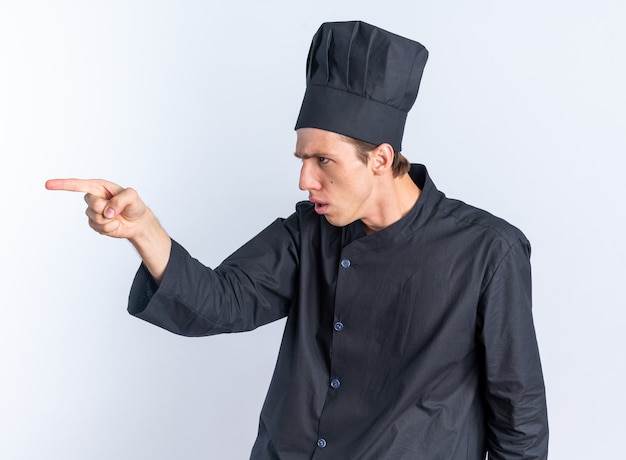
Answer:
(293, 151, 333, 160)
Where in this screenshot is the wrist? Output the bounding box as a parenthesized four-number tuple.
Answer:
(129, 209, 171, 284)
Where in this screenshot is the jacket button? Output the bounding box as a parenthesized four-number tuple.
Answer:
(341, 259, 351, 268)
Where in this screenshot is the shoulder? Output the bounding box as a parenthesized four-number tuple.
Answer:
(276, 201, 322, 236)
(292, 201, 345, 243)
(433, 194, 530, 251)
(295, 200, 315, 215)
(412, 164, 529, 250)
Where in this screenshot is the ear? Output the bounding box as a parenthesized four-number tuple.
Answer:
(370, 143, 395, 176)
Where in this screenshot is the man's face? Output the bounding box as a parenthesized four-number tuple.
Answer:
(295, 128, 375, 227)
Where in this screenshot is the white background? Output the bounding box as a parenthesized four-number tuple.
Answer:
(1, 1, 624, 458)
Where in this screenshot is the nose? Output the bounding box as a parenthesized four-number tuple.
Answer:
(298, 161, 321, 191)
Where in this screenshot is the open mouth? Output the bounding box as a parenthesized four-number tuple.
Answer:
(313, 201, 329, 214)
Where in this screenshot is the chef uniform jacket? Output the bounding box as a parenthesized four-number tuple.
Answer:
(128, 164, 549, 459)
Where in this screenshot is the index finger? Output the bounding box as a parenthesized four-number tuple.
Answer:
(45, 178, 123, 198)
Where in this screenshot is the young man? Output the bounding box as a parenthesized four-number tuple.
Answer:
(47, 21, 548, 459)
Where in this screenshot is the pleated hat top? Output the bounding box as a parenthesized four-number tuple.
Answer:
(295, 21, 428, 152)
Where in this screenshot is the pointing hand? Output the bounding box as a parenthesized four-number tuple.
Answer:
(45, 178, 148, 240)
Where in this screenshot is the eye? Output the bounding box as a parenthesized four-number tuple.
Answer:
(318, 157, 330, 164)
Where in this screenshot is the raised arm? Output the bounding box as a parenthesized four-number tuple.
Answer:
(45, 178, 171, 284)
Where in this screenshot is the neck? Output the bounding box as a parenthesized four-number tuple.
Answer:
(362, 173, 421, 234)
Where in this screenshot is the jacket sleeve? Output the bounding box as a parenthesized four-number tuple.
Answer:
(127, 215, 300, 337)
(478, 238, 549, 459)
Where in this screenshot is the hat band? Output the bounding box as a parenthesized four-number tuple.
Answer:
(295, 85, 408, 152)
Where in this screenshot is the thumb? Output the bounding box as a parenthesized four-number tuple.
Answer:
(103, 187, 143, 220)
